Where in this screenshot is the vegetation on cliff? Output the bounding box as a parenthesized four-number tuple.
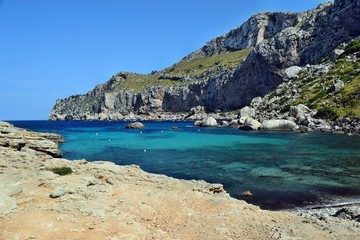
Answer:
(109, 48, 252, 91)
(49, 0, 360, 122)
(257, 38, 360, 121)
(165, 48, 252, 77)
(296, 40, 360, 119)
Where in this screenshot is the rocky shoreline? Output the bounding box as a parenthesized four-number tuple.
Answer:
(1, 120, 360, 239)
(189, 104, 360, 135)
(86, 104, 359, 136)
(292, 201, 360, 223)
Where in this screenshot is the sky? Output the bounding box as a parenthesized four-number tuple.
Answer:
(0, 0, 327, 120)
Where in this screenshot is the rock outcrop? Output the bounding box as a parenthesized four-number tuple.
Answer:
(239, 117, 262, 131)
(201, 116, 218, 127)
(262, 119, 299, 131)
(125, 122, 145, 129)
(233, 33, 360, 134)
(0, 121, 63, 157)
(49, 0, 360, 122)
(1, 121, 360, 239)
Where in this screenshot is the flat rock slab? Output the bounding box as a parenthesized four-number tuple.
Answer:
(0, 194, 17, 217)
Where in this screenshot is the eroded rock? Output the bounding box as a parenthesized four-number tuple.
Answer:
(0, 194, 17, 217)
(49, 187, 66, 198)
(125, 122, 145, 129)
(262, 119, 298, 131)
(239, 117, 262, 131)
(201, 117, 218, 127)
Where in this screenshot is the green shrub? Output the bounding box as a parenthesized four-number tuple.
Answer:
(315, 106, 339, 120)
(345, 38, 360, 54)
(280, 104, 291, 113)
(51, 167, 73, 176)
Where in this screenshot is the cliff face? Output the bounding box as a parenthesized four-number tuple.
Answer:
(49, 0, 360, 121)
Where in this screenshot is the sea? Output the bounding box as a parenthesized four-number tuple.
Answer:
(10, 120, 360, 210)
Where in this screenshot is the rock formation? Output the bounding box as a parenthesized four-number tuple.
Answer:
(200, 116, 218, 127)
(49, 0, 360, 123)
(1, 121, 360, 239)
(261, 119, 299, 131)
(125, 122, 145, 129)
(0, 121, 63, 157)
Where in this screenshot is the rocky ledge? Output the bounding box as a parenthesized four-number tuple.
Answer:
(0, 120, 359, 240)
(0, 121, 63, 157)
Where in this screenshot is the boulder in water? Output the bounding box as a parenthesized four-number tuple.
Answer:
(125, 122, 145, 129)
(201, 117, 217, 127)
(241, 191, 253, 197)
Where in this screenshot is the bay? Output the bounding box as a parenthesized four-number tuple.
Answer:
(10, 120, 360, 210)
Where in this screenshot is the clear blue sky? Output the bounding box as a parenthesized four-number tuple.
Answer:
(0, 0, 327, 120)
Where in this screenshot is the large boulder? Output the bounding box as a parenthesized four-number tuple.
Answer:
(238, 116, 249, 125)
(239, 118, 262, 131)
(289, 104, 316, 125)
(289, 104, 315, 118)
(284, 66, 302, 79)
(201, 117, 218, 127)
(330, 48, 345, 61)
(262, 120, 298, 131)
(194, 120, 202, 127)
(328, 80, 344, 93)
(228, 119, 240, 128)
(125, 122, 145, 129)
(240, 106, 256, 118)
(221, 121, 229, 127)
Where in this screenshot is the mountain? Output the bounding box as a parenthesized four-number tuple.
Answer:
(49, 0, 360, 124)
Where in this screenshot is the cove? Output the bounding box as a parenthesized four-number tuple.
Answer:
(11, 120, 360, 210)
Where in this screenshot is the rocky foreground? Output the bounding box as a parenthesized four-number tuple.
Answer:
(1, 121, 359, 240)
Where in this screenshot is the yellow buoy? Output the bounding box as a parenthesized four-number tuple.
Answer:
(144, 149, 147, 152)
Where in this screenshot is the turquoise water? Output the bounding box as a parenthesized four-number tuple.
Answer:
(11, 121, 360, 210)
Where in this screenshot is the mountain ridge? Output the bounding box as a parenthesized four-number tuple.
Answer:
(49, 0, 360, 124)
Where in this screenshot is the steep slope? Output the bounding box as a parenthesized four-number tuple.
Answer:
(232, 38, 360, 134)
(49, 0, 360, 121)
(241, 37, 360, 133)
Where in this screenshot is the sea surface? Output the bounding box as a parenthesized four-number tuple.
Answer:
(10, 120, 360, 210)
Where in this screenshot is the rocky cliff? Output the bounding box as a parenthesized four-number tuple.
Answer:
(49, 0, 360, 121)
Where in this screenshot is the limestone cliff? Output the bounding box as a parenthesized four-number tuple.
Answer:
(49, 0, 360, 121)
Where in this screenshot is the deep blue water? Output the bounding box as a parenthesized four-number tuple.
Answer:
(10, 120, 360, 210)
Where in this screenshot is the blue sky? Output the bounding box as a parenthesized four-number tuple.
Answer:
(0, 0, 327, 120)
